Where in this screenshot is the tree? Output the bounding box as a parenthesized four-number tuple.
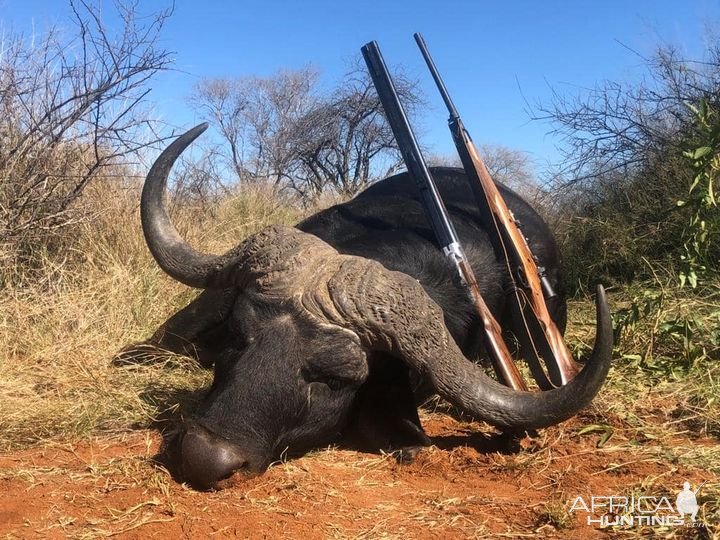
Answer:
(292, 65, 421, 198)
(676, 99, 720, 287)
(190, 62, 421, 199)
(428, 144, 540, 201)
(189, 68, 320, 185)
(0, 0, 173, 274)
(536, 43, 720, 185)
(535, 42, 720, 288)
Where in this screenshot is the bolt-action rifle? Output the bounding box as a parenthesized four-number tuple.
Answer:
(413, 33, 579, 388)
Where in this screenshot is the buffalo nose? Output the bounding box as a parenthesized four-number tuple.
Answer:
(180, 422, 249, 489)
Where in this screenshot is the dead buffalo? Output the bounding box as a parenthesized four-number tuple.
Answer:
(132, 124, 612, 489)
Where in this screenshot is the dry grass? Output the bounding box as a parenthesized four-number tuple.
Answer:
(0, 179, 311, 451)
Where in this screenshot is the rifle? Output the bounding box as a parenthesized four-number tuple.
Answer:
(414, 33, 579, 388)
(361, 41, 528, 390)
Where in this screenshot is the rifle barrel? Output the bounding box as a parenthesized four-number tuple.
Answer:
(361, 41, 459, 255)
(413, 33, 459, 121)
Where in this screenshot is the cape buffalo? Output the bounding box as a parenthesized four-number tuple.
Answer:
(133, 124, 612, 489)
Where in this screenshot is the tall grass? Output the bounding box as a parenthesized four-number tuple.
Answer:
(0, 179, 312, 451)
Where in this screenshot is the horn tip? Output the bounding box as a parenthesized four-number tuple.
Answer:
(188, 123, 209, 138)
(169, 124, 209, 153)
(595, 283, 607, 302)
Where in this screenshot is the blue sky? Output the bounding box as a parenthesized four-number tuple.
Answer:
(2, 0, 719, 171)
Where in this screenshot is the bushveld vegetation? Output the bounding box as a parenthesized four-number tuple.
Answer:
(1, 2, 718, 537)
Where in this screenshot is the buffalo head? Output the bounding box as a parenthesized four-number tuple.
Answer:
(139, 124, 613, 489)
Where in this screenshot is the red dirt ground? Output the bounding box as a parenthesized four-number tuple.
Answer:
(0, 412, 715, 539)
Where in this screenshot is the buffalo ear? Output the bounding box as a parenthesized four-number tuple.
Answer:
(302, 332, 369, 388)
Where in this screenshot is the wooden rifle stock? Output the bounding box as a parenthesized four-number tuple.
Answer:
(458, 258, 528, 390)
(361, 40, 527, 391)
(459, 127, 579, 386)
(414, 33, 579, 387)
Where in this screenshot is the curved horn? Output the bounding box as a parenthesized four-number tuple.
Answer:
(142, 124, 243, 289)
(329, 260, 613, 429)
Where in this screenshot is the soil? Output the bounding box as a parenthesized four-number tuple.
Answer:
(0, 412, 714, 539)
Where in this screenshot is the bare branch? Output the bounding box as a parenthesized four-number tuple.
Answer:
(189, 59, 423, 200)
(1, 1, 174, 276)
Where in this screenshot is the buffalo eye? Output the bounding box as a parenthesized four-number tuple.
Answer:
(301, 368, 345, 391)
(315, 376, 345, 391)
